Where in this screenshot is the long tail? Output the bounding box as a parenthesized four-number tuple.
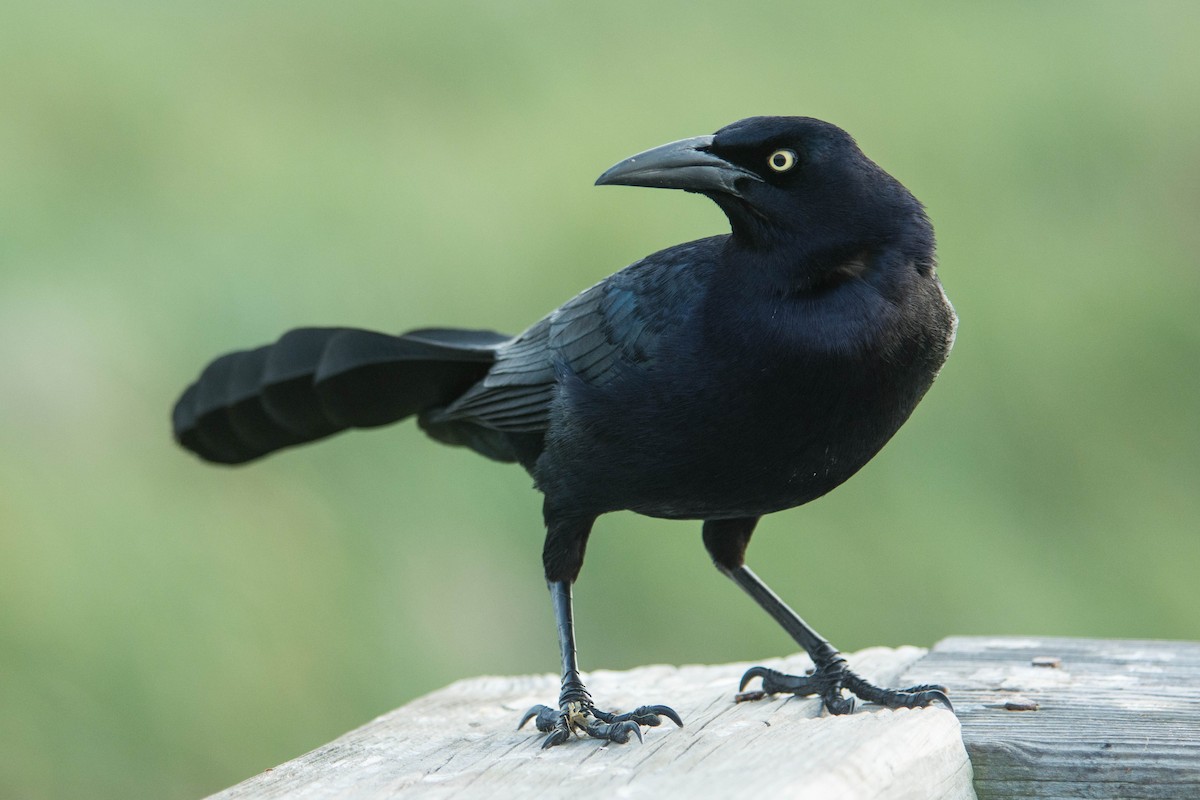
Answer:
(172, 326, 509, 464)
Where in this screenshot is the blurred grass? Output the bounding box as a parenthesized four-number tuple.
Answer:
(1, 1, 1198, 797)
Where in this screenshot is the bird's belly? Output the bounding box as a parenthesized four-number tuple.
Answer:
(539, 360, 924, 520)
(622, 421, 880, 520)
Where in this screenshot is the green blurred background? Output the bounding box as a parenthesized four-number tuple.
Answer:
(2, 1, 1197, 797)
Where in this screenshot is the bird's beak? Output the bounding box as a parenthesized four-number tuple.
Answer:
(595, 135, 763, 197)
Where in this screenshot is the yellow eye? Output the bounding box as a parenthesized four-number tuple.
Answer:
(767, 149, 797, 172)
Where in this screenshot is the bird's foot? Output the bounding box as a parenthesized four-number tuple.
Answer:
(518, 700, 682, 749)
(735, 656, 952, 714)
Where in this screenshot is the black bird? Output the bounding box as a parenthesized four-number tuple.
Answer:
(173, 116, 957, 748)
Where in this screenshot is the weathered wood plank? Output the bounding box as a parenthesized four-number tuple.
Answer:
(900, 636, 1200, 799)
(211, 646, 973, 799)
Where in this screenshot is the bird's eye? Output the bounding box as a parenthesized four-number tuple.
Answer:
(767, 149, 797, 172)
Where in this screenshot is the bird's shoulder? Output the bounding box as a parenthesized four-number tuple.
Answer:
(548, 236, 721, 379)
(434, 236, 724, 431)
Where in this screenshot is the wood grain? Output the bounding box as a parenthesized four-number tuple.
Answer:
(902, 636, 1200, 799)
(211, 645, 974, 800)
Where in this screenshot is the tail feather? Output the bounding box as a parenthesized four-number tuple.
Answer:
(228, 344, 312, 454)
(313, 328, 507, 427)
(173, 326, 507, 465)
(260, 328, 353, 439)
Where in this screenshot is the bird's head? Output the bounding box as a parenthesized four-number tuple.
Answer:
(596, 116, 928, 259)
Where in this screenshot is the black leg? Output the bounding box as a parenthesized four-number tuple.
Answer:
(519, 511, 682, 748)
(518, 581, 682, 747)
(703, 518, 952, 714)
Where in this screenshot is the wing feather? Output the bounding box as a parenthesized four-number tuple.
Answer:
(432, 237, 718, 432)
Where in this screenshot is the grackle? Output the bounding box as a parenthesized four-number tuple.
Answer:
(173, 116, 957, 748)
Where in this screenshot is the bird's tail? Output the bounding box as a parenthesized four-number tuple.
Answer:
(172, 326, 510, 465)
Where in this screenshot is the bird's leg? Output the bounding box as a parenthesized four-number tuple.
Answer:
(703, 518, 951, 714)
(518, 580, 682, 748)
(726, 565, 952, 712)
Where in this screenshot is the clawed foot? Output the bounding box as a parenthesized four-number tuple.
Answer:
(519, 700, 683, 749)
(736, 659, 953, 714)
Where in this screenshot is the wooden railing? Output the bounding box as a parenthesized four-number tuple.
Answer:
(209, 636, 1200, 799)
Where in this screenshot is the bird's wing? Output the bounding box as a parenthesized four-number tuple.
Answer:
(432, 239, 716, 432)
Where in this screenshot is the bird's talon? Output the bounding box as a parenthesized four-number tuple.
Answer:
(521, 698, 680, 747)
(823, 692, 856, 716)
(540, 727, 572, 749)
(518, 704, 560, 733)
(593, 703, 683, 728)
(891, 686, 953, 712)
(737, 660, 950, 716)
(586, 719, 642, 744)
(740, 665, 814, 695)
(637, 703, 684, 728)
(926, 690, 954, 712)
(738, 665, 768, 692)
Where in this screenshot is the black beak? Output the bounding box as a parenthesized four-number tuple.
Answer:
(595, 135, 763, 197)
